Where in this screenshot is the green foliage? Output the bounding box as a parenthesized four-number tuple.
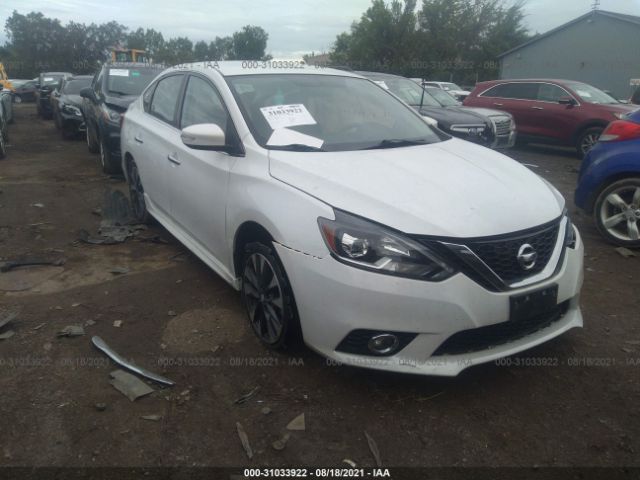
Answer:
(330, 0, 530, 83)
(1, 11, 271, 77)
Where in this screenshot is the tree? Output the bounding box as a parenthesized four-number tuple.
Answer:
(193, 40, 210, 61)
(329, 0, 529, 82)
(229, 25, 270, 60)
(330, 0, 419, 72)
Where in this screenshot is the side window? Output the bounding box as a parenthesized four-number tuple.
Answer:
(482, 83, 538, 100)
(180, 75, 228, 130)
(537, 84, 569, 103)
(631, 86, 640, 105)
(149, 75, 184, 124)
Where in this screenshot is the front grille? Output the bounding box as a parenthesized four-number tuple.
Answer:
(492, 117, 511, 136)
(433, 300, 570, 356)
(464, 221, 560, 284)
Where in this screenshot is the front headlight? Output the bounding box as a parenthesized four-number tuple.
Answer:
(62, 104, 82, 117)
(103, 108, 121, 124)
(318, 210, 456, 281)
(565, 213, 576, 249)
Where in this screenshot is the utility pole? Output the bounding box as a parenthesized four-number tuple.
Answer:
(592, 0, 600, 11)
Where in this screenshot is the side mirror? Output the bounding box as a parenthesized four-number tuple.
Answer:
(181, 123, 226, 151)
(558, 96, 577, 106)
(80, 87, 96, 102)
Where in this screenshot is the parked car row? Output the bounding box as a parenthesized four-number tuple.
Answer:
(464, 79, 637, 157)
(364, 71, 515, 149)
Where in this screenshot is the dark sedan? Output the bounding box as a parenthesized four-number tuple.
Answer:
(36, 72, 73, 119)
(53, 75, 93, 139)
(358, 71, 516, 149)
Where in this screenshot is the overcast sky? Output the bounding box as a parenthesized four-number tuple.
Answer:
(0, 0, 639, 58)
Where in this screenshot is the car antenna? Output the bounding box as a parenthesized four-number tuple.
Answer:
(419, 78, 426, 111)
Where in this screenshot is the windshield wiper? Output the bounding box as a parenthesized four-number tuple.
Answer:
(269, 143, 325, 152)
(365, 139, 429, 150)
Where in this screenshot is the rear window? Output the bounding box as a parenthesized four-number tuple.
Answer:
(106, 68, 161, 96)
(63, 78, 91, 95)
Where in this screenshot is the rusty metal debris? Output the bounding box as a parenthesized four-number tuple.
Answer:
(92, 336, 175, 386)
(236, 422, 253, 459)
(57, 325, 85, 337)
(109, 370, 154, 401)
(0, 257, 65, 272)
(364, 431, 382, 467)
(286, 413, 306, 431)
(234, 386, 260, 405)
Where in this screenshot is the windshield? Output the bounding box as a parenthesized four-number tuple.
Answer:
(63, 78, 91, 95)
(567, 82, 619, 105)
(370, 76, 440, 108)
(442, 82, 463, 91)
(227, 74, 444, 152)
(425, 87, 460, 106)
(106, 68, 160, 96)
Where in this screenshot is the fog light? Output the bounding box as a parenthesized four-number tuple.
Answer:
(367, 334, 399, 355)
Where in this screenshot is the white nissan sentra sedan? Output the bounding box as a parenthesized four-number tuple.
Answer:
(121, 61, 584, 376)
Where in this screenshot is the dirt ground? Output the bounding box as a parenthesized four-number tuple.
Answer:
(0, 103, 639, 469)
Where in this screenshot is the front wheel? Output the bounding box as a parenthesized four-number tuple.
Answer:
(0, 130, 6, 159)
(577, 127, 603, 158)
(99, 137, 120, 174)
(594, 177, 640, 247)
(241, 243, 300, 350)
(86, 123, 99, 153)
(127, 159, 150, 224)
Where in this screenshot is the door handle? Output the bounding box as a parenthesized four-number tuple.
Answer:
(493, 103, 504, 107)
(134, 135, 143, 144)
(167, 153, 181, 165)
(531, 106, 544, 110)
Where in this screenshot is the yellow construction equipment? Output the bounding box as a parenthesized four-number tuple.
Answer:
(0, 63, 14, 91)
(110, 48, 149, 64)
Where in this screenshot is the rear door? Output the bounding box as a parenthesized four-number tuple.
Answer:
(134, 73, 185, 218)
(168, 73, 239, 264)
(475, 82, 539, 135)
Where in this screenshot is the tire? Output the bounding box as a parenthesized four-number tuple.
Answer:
(0, 130, 6, 160)
(241, 242, 301, 350)
(126, 159, 150, 224)
(86, 123, 99, 153)
(54, 112, 61, 130)
(99, 137, 120, 174)
(594, 177, 640, 247)
(577, 127, 603, 158)
(61, 122, 75, 140)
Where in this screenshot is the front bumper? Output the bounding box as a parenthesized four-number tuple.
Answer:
(275, 228, 583, 376)
(492, 129, 517, 149)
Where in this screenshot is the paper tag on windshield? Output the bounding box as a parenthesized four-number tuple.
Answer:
(44, 77, 54, 82)
(260, 104, 316, 130)
(267, 128, 324, 149)
(373, 80, 389, 90)
(576, 90, 591, 98)
(110, 69, 130, 77)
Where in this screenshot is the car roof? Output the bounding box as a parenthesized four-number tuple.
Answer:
(354, 70, 407, 81)
(161, 61, 364, 79)
(480, 79, 583, 86)
(41, 72, 73, 76)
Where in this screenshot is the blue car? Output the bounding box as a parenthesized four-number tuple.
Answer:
(575, 109, 640, 247)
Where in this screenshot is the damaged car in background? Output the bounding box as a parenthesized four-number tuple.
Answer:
(121, 62, 583, 376)
(361, 71, 516, 149)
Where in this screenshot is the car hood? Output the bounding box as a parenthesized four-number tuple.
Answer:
(268, 138, 564, 238)
(60, 94, 82, 107)
(417, 106, 489, 129)
(460, 106, 512, 118)
(104, 94, 138, 111)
